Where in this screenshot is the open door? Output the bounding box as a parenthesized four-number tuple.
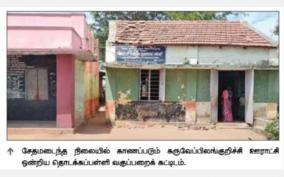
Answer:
(245, 70, 254, 125)
(210, 70, 218, 123)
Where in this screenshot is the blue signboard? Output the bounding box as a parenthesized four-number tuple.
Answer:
(116, 45, 166, 64)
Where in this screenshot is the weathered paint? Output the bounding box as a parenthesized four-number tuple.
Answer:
(56, 54, 75, 128)
(196, 70, 210, 101)
(254, 70, 279, 102)
(75, 59, 100, 126)
(84, 61, 100, 118)
(116, 102, 185, 122)
(183, 101, 196, 123)
(165, 45, 276, 66)
(253, 102, 278, 119)
(106, 68, 139, 101)
(198, 46, 272, 65)
(267, 103, 278, 119)
(105, 66, 139, 122)
(75, 59, 85, 127)
(166, 46, 198, 64)
(106, 100, 115, 123)
(165, 69, 210, 102)
(107, 44, 278, 67)
(105, 25, 279, 124)
(196, 102, 211, 118)
(8, 13, 99, 131)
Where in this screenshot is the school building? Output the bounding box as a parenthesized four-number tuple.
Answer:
(105, 20, 279, 129)
(7, 12, 100, 131)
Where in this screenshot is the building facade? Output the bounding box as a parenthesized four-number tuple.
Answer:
(105, 20, 279, 129)
(7, 12, 100, 131)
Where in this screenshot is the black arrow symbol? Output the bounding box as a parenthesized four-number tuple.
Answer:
(7, 147, 14, 156)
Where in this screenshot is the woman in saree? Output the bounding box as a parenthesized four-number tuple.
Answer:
(222, 88, 233, 122)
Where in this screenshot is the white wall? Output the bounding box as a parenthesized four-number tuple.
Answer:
(105, 41, 116, 63)
(166, 45, 276, 66)
(166, 46, 198, 64)
(106, 44, 278, 67)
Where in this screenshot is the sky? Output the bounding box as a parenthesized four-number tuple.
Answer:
(86, 11, 279, 41)
(227, 11, 279, 41)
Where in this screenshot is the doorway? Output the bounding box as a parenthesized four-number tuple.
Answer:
(218, 71, 245, 122)
(7, 55, 56, 121)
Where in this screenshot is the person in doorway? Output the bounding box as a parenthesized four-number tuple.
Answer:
(222, 88, 233, 122)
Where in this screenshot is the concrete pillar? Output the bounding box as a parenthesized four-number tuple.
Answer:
(266, 103, 278, 119)
(56, 54, 75, 128)
(84, 61, 99, 119)
(183, 101, 196, 123)
(106, 100, 115, 124)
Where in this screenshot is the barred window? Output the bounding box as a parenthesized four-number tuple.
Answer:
(140, 70, 160, 101)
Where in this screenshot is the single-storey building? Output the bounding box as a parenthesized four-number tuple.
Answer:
(7, 12, 100, 131)
(105, 20, 279, 129)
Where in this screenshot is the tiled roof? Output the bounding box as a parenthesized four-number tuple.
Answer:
(110, 20, 276, 48)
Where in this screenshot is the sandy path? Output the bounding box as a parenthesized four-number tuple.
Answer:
(8, 118, 266, 141)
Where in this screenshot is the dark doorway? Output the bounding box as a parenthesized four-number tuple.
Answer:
(7, 55, 56, 121)
(218, 71, 245, 122)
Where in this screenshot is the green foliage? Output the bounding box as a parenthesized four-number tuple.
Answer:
(90, 11, 168, 61)
(264, 119, 279, 140)
(166, 11, 233, 20)
(91, 11, 168, 40)
(274, 23, 279, 36)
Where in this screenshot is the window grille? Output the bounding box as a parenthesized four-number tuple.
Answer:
(140, 70, 160, 101)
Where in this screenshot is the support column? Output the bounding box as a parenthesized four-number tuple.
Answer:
(210, 70, 218, 123)
(105, 68, 116, 124)
(84, 61, 100, 119)
(56, 54, 75, 128)
(106, 100, 115, 124)
(183, 101, 197, 123)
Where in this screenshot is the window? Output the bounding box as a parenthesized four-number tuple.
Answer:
(25, 68, 48, 100)
(140, 70, 160, 101)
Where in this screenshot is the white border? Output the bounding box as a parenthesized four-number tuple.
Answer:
(0, 6, 283, 172)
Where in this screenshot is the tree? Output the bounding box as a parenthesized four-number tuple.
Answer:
(90, 11, 240, 61)
(90, 11, 168, 61)
(273, 23, 279, 36)
(166, 11, 235, 20)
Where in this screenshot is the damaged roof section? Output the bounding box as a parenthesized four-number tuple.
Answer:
(109, 20, 276, 48)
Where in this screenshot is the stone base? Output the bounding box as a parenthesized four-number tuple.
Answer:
(183, 101, 196, 123)
(253, 103, 278, 119)
(115, 101, 185, 122)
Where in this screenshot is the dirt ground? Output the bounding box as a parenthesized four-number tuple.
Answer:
(8, 111, 267, 141)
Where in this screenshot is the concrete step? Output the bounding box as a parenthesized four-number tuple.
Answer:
(8, 128, 74, 135)
(253, 125, 266, 132)
(216, 123, 250, 129)
(254, 117, 271, 128)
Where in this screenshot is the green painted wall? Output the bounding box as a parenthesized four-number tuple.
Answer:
(75, 59, 85, 125)
(254, 70, 279, 102)
(106, 68, 139, 101)
(165, 69, 210, 102)
(196, 70, 210, 101)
